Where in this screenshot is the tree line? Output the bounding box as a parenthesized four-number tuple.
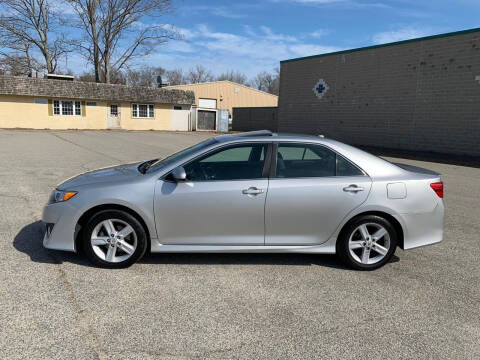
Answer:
(0, 0, 280, 95)
(77, 65, 280, 95)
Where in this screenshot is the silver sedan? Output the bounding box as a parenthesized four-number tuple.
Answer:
(42, 131, 444, 270)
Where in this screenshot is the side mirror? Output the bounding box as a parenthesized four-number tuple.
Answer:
(171, 166, 187, 181)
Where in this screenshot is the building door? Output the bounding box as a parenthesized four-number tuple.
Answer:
(197, 110, 216, 130)
(107, 104, 121, 128)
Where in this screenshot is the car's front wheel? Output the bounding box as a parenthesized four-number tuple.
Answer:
(82, 209, 148, 268)
(337, 215, 397, 270)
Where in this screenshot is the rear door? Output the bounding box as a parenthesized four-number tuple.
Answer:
(265, 142, 372, 245)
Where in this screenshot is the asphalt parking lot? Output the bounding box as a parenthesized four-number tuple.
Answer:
(1, 129, 479, 360)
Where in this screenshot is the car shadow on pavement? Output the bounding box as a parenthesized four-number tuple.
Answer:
(141, 252, 352, 270)
(141, 251, 400, 270)
(13, 221, 90, 267)
(14, 221, 399, 270)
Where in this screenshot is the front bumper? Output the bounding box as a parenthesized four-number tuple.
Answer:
(42, 200, 79, 252)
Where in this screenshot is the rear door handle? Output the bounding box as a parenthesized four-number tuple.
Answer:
(343, 185, 364, 193)
(242, 187, 264, 195)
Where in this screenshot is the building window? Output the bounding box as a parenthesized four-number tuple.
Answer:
(75, 101, 81, 115)
(110, 104, 118, 116)
(132, 103, 154, 118)
(53, 100, 82, 116)
(174, 106, 182, 110)
(53, 100, 60, 115)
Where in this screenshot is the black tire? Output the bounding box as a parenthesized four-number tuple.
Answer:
(82, 209, 148, 269)
(336, 215, 397, 270)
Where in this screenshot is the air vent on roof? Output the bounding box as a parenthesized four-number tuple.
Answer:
(44, 73, 74, 81)
(237, 130, 273, 137)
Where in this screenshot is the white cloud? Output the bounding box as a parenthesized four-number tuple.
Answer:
(272, 0, 388, 8)
(141, 24, 341, 77)
(181, 5, 248, 19)
(372, 27, 433, 44)
(309, 29, 330, 38)
(211, 7, 246, 19)
(292, 0, 345, 3)
(290, 44, 340, 56)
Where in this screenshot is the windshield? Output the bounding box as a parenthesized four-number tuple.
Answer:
(145, 138, 217, 173)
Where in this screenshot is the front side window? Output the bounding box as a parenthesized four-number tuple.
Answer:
(52, 100, 81, 116)
(276, 143, 364, 178)
(132, 103, 154, 118)
(184, 143, 268, 181)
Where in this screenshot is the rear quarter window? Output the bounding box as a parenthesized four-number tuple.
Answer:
(336, 155, 364, 176)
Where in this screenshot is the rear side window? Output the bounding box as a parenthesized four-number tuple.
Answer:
(276, 143, 364, 178)
(276, 144, 336, 178)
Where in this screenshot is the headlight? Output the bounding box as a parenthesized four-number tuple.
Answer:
(49, 190, 77, 204)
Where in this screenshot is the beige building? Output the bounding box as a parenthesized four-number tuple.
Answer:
(0, 76, 195, 131)
(165, 81, 278, 130)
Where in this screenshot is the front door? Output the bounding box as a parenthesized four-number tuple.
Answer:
(107, 104, 121, 128)
(265, 143, 372, 245)
(154, 142, 270, 245)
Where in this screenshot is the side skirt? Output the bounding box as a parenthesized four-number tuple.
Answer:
(150, 242, 337, 254)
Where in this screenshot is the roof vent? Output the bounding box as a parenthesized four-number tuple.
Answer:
(157, 75, 169, 88)
(45, 73, 74, 81)
(237, 130, 273, 137)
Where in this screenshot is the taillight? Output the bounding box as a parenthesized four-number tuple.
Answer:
(430, 182, 444, 198)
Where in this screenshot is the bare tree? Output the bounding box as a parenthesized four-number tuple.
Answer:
(66, 0, 178, 83)
(77, 69, 126, 84)
(216, 70, 248, 85)
(164, 68, 185, 85)
(125, 66, 165, 87)
(77, 71, 96, 82)
(0, 53, 44, 76)
(186, 65, 213, 84)
(252, 68, 280, 95)
(0, 0, 71, 73)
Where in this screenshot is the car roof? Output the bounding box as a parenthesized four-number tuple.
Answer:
(215, 130, 323, 143)
(214, 131, 405, 178)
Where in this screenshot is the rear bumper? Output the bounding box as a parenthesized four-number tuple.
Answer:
(399, 201, 444, 250)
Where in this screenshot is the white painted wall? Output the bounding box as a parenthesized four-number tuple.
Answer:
(171, 105, 191, 131)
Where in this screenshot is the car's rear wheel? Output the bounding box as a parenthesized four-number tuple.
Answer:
(337, 215, 397, 270)
(82, 210, 147, 268)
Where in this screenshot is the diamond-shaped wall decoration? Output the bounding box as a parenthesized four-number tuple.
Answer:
(313, 79, 329, 99)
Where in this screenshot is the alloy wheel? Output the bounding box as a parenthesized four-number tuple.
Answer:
(90, 219, 138, 263)
(348, 223, 391, 265)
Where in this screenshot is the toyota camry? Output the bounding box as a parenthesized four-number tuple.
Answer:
(42, 130, 444, 270)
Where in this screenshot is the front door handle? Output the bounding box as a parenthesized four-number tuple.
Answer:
(343, 185, 364, 193)
(242, 187, 264, 195)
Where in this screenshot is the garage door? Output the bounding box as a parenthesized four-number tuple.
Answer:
(197, 110, 216, 130)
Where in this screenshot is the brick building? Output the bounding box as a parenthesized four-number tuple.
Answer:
(278, 28, 480, 157)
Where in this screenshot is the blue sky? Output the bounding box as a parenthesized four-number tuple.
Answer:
(68, 0, 480, 78)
